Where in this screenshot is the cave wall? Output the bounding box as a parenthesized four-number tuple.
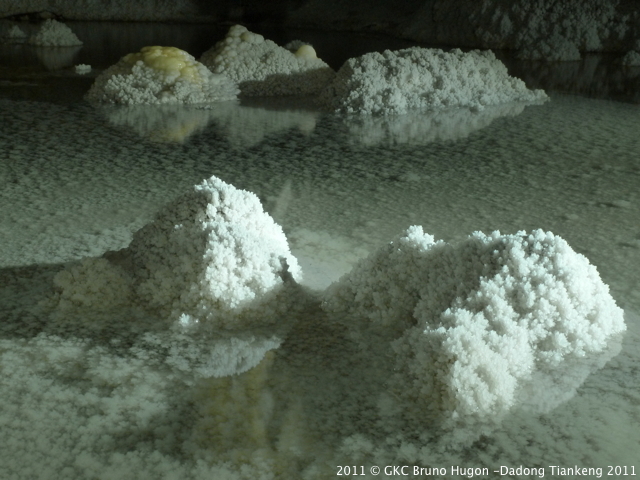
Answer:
(1, 0, 639, 52)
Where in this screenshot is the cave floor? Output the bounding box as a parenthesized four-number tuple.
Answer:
(0, 22, 639, 480)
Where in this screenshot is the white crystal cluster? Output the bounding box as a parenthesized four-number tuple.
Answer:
(51, 175, 301, 329)
(85, 46, 238, 105)
(323, 226, 626, 427)
(320, 47, 548, 115)
(200, 25, 335, 96)
(27, 19, 83, 46)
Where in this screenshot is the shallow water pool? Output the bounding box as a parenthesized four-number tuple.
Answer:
(1, 22, 639, 480)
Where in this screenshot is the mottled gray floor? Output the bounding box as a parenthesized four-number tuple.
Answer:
(0, 25, 638, 479)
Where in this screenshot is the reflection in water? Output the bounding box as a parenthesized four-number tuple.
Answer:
(208, 99, 318, 147)
(504, 53, 640, 103)
(33, 45, 83, 70)
(98, 104, 218, 143)
(97, 100, 318, 145)
(342, 101, 539, 146)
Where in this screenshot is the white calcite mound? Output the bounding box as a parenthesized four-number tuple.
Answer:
(200, 25, 335, 96)
(27, 19, 82, 46)
(125, 175, 302, 327)
(85, 46, 239, 105)
(323, 226, 626, 428)
(50, 175, 301, 329)
(320, 47, 548, 115)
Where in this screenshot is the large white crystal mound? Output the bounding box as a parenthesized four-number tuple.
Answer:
(200, 25, 335, 96)
(319, 47, 548, 115)
(126, 175, 301, 327)
(27, 19, 83, 46)
(323, 226, 625, 426)
(85, 46, 239, 105)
